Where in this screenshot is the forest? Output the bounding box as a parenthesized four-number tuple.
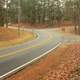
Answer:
(0, 0, 80, 33)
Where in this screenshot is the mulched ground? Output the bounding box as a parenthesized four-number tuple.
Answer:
(5, 43, 80, 80)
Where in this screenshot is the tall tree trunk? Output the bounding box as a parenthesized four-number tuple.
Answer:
(0, 7, 4, 26)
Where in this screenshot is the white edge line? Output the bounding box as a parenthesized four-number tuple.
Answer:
(0, 42, 61, 80)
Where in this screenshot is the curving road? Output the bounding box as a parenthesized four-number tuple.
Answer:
(0, 29, 80, 79)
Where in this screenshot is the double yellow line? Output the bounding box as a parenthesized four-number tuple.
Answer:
(0, 32, 53, 60)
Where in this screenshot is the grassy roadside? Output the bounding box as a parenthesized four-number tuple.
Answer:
(0, 27, 37, 48)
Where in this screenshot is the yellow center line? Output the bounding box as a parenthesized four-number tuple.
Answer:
(0, 32, 53, 60)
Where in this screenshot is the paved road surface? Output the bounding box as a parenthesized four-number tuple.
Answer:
(0, 29, 80, 79)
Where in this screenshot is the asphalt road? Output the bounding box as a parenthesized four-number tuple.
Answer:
(0, 29, 80, 79)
